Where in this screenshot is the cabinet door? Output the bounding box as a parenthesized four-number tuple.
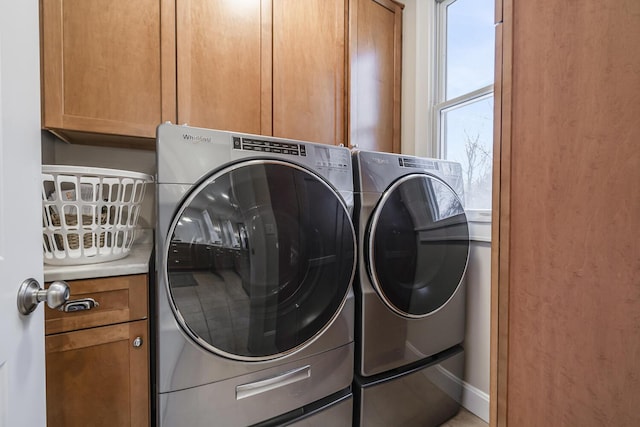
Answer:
(41, 0, 174, 143)
(273, 0, 346, 145)
(349, 0, 403, 153)
(177, 0, 272, 135)
(45, 320, 149, 427)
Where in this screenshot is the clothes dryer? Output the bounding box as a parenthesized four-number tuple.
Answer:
(352, 150, 470, 426)
(155, 124, 356, 426)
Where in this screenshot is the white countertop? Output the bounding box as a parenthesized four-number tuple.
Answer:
(43, 229, 153, 282)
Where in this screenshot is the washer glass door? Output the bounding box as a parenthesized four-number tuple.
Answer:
(165, 160, 355, 360)
(367, 174, 469, 317)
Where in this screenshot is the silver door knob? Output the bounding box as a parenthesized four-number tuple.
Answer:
(17, 278, 70, 315)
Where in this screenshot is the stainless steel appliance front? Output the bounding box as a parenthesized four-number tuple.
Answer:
(155, 124, 356, 426)
(355, 347, 464, 427)
(353, 150, 470, 376)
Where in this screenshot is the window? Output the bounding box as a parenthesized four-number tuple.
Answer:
(434, 0, 495, 213)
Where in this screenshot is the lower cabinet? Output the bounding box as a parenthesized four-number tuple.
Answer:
(44, 274, 149, 427)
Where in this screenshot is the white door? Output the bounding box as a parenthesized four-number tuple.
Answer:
(0, 0, 47, 425)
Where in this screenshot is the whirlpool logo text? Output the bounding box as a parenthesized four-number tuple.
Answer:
(182, 134, 212, 144)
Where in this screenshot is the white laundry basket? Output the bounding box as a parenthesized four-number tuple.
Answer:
(41, 165, 153, 265)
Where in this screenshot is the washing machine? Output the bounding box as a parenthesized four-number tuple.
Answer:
(352, 150, 470, 426)
(155, 124, 356, 426)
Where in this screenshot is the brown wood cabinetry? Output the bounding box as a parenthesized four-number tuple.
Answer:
(177, 0, 347, 146)
(349, 0, 403, 153)
(40, 0, 175, 149)
(491, 1, 640, 425)
(40, 0, 401, 151)
(45, 274, 149, 427)
(272, 0, 346, 145)
(176, 0, 270, 135)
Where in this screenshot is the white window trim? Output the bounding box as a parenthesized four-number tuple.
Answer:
(401, 0, 438, 158)
(436, 86, 493, 159)
(400, 0, 494, 241)
(434, 0, 495, 161)
(435, 0, 456, 114)
(433, 0, 494, 243)
(466, 209, 492, 242)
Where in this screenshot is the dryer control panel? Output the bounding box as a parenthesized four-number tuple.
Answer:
(398, 157, 438, 170)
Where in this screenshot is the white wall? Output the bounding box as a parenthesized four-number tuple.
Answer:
(41, 131, 55, 164)
(401, 1, 491, 422)
(401, 0, 435, 158)
(462, 241, 491, 422)
(401, 0, 417, 155)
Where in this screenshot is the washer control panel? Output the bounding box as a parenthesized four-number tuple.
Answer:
(314, 145, 350, 170)
(233, 136, 307, 156)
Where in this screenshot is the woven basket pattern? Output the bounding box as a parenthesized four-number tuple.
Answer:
(49, 212, 107, 250)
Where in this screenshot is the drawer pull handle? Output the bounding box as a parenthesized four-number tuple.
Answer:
(133, 337, 143, 348)
(60, 298, 99, 312)
(236, 365, 310, 400)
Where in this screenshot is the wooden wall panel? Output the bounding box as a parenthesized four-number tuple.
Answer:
(501, 1, 640, 425)
(491, 11, 511, 426)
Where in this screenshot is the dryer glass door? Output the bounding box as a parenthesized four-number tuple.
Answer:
(165, 160, 355, 360)
(367, 174, 469, 317)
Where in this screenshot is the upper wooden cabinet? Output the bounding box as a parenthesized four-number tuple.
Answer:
(272, 0, 346, 145)
(349, 0, 403, 153)
(40, 0, 401, 151)
(177, 0, 346, 146)
(176, 0, 270, 135)
(40, 0, 176, 149)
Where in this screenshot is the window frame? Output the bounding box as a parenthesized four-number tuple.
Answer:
(432, 0, 494, 232)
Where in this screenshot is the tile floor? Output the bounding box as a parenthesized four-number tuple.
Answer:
(441, 408, 488, 427)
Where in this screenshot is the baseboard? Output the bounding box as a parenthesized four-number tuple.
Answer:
(432, 363, 489, 423)
(410, 351, 490, 424)
(461, 380, 490, 423)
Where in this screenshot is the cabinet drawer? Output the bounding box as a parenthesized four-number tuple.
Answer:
(45, 274, 148, 335)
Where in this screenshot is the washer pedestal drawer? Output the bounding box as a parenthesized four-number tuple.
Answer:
(354, 346, 464, 427)
(158, 342, 353, 427)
